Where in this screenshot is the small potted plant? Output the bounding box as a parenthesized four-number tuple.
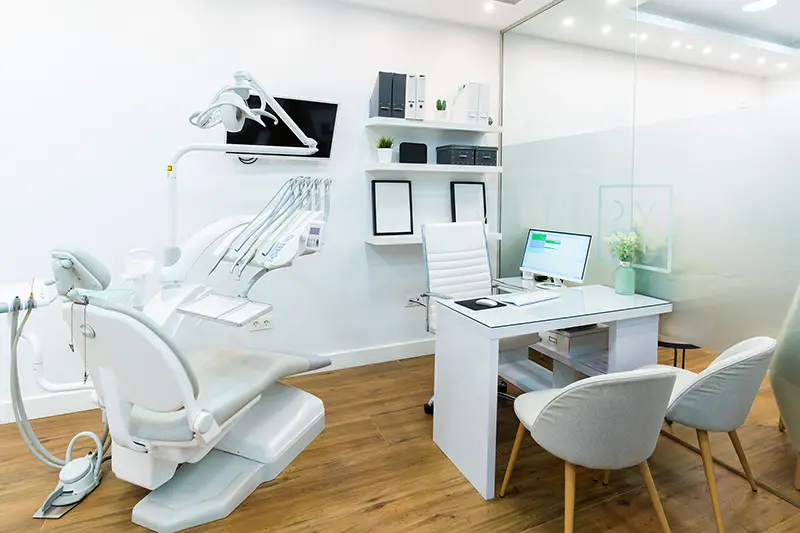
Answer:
(606, 231, 640, 295)
(436, 99, 447, 120)
(376, 137, 394, 164)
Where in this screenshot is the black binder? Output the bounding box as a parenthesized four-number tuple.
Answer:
(392, 73, 407, 119)
(369, 71, 393, 118)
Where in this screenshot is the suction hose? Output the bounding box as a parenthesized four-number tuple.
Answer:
(9, 298, 110, 470)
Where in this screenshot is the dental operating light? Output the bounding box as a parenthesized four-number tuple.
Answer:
(165, 70, 320, 268)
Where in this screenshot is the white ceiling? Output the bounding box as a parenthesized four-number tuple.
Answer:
(331, 0, 551, 31)
(512, 0, 800, 78)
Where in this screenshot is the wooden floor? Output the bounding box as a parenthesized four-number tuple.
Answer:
(1, 348, 798, 532)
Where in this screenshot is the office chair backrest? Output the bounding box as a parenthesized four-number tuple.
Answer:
(65, 298, 200, 413)
(422, 222, 493, 331)
(531, 367, 676, 470)
(668, 336, 776, 432)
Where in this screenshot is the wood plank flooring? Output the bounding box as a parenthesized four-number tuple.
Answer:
(0, 348, 797, 532)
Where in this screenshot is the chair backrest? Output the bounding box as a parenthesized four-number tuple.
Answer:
(421, 222, 492, 331)
(667, 336, 776, 432)
(64, 298, 200, 413)
(530, 367, 676, 470)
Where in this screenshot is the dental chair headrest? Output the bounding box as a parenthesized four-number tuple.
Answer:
(51, 249, 112, 297)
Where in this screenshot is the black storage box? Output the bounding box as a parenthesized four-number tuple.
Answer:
(437, 145, 475, 165)
(475, 147, 498, 167)
(399, 142, 428, 164)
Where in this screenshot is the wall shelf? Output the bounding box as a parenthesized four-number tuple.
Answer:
(366, 233, 502, 246)
(366, 163, 502, 174)
(365, 117, 502, 134)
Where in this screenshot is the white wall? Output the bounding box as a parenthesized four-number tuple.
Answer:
(0, 0, 500, 421)
(503, 34, 763, 144)
(763, 74, 800, 108)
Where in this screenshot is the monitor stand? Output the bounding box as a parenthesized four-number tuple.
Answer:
(536, 278, 564, 291)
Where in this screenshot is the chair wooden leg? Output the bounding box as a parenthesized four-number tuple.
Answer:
(728, 430, 757, 492)
(639, 461, 671, 533)
(602, 470, 611, 486)
(795, 453, 800, 491)
(778, 416, 786, 432)
(500, 423, 527, 497)
(565, 462, 577, 533)
(698, 430, 725, 533)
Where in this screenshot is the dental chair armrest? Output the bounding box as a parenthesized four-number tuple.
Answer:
(192, 411, 221, 443)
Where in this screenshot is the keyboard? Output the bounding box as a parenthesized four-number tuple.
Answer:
(496, 291, 561, 307)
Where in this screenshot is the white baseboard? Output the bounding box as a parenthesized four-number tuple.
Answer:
(0, 390, 96, 425)
(310, 337, 435, 374)
(0, 339, 435, 424)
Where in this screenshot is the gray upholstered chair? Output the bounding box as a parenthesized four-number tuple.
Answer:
(501, 367, 677, 533)
(652, 337, 777, 533)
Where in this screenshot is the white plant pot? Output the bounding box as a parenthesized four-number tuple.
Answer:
(377, 148, 393, 164)
(435, 110, 448, 121)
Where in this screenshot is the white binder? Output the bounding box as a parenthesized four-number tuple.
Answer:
(478, 82, 491, 126)
(405, 75, 418, 121)
(415, 74, 427, 120)
(452, 82, 481, 124)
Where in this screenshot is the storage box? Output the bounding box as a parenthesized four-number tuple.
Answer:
(474, 147, 498, 167)
(541, 325, 609, 357)
(437, 145, 475, 165)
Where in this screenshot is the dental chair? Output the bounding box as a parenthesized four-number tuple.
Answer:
(55, 251, 329, 533)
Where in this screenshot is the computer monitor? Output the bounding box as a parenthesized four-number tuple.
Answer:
(520, 229, 592, 287)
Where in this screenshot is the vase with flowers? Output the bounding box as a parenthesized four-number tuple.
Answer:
(606, 231, 640, 295)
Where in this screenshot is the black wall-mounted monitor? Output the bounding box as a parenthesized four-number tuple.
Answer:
(226, 96, 338, 159)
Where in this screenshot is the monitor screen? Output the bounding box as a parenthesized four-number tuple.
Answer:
(227, 95, 338, 159)
(520, 230, 593, 282)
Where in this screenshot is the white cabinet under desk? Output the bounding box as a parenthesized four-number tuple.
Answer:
(432, 284, 672, 500)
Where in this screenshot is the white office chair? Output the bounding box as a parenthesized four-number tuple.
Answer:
(420, 221, 552, 414)
(646, 336, 776, 533)
(501, 367, 677, 533)
(64, 290, 329, 532)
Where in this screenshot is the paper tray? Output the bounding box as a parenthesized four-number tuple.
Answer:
(177, 294, 273, 327)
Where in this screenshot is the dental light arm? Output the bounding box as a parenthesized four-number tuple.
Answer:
(165, 70, 319, 268)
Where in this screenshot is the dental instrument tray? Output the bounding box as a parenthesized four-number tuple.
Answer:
(177, 294, 273, 327)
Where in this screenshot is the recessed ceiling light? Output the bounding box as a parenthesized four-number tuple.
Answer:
(742, 0, 778, 13)
(671, 40, 682, 49)
(607, 0, 621, 5)
(629, 32, 637, 39)
(484, 2, 496, 13)
(703, 46, 713, 55)
(638, 33, 648, 42)
(601, 24, 613, 35)
(777, 62, 789, 69)
(757, 57, 767, 65)
(730, 52, 741, 61)
(562, 17, 575, 27)
(685, 44, 694, 50)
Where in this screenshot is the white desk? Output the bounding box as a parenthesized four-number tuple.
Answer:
(432, 284, 672, 500)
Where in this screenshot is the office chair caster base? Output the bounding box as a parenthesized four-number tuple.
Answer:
(498, 380, 508, 394)
(423, 402, 434, 415)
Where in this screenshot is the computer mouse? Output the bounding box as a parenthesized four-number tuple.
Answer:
(476, 298, 498, 308)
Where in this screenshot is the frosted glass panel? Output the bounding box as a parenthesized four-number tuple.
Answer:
(632, 107, 800, 350)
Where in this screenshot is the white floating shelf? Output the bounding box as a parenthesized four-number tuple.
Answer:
(366, 233, 502, 246)
(532, 342, 609, 378)
(366, 163, 502, 174)
(366, 117, 502, 134)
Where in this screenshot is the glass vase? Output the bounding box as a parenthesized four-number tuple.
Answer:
(614, 262, 636, 295)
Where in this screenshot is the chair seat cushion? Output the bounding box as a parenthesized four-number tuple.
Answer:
(514, 388, 563, 431)
(129, 349, 315, 442)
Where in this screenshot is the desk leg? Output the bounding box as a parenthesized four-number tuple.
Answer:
(607, 315, 660, 372)
(433, 309, 499, 500)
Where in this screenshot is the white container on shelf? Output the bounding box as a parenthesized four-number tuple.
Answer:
(541, 325, 609, 358)
(377, 148, 393, 163)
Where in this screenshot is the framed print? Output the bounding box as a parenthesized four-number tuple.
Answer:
(372, 180, 413, 236)
(450, 181, 487, 223)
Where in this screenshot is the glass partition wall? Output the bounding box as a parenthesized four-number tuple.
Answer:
(502, 0, 800, 352)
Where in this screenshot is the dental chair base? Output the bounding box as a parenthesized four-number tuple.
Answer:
(131, 383, 325, 533)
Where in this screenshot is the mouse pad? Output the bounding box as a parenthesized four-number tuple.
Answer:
(455, 298, 508, 311)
